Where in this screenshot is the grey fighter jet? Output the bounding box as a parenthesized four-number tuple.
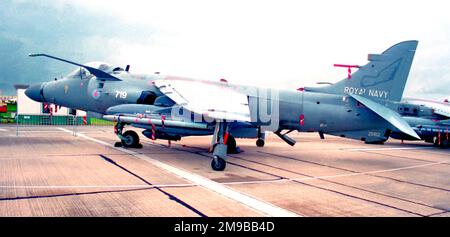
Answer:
(26, 40, 420, 171)
(392, 98, 450, 148)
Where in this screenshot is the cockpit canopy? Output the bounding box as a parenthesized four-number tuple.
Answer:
(66, 62, 124, 79)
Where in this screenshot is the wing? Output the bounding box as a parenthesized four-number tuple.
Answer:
(154, 79, 251, 122)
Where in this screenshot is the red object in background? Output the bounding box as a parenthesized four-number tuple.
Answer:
(438, 130, 441, 145)
(83, 116, 87, 125)
(297, 87, 305, 92)
(444, 99, 449, 103)
(334, 64, 361, 79)
(0, 105, 6, 113)
(220, 78, 228, 83)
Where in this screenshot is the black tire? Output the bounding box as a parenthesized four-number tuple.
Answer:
(226, 135, 237, 154)
(122, 130, 140, 147)
(256, 139, 265, 147)
(211, 156, 226, 171)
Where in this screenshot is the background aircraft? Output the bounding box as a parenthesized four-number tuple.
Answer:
(26, 41, 420, 171)
(392, 98, 450, 148)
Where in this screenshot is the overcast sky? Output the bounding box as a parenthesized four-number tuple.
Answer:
(0, 0, 449, 100)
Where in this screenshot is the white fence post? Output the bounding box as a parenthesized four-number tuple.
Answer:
(16, 113, 19, 136)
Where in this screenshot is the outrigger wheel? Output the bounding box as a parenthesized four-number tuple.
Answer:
(121, 130, 142, 148)
(256, 138, 265, 147)
(211, 156, 226, 171)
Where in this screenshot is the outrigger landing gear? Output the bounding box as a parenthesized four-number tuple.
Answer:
(256, 139, 265, 147)
(256, 126, 265, 147)
(210, 122, 230, 171)
(114, 122, 143, 148)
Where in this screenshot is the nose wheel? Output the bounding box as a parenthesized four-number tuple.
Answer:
(121, 130, 142, 148)
(114, 122, 143, 148)
(211, 156, 226, 171)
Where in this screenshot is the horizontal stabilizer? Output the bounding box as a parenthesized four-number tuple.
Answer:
(349, 94, 420, 140)
(103, 115, 208, 130)
(29, 54, 121, 81)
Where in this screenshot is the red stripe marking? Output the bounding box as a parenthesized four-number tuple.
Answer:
(151, 124, 156, 140)
(334, 64, 360, 68)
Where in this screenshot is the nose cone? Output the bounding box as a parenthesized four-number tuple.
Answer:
(25, 83, 44, 102)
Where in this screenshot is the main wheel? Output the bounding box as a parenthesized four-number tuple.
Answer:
(256, 139, 265, 147)
(226, 135, 237, 154)
(122, 130, 140, 148)
(211, 156, 226, 171)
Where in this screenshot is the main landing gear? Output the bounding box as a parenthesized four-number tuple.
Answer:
(210, 122, 231, 171)
(114, 122, 143, 148)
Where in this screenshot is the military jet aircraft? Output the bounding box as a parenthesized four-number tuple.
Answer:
(26, 40, 421, 171)
(391, 98, 450, 148)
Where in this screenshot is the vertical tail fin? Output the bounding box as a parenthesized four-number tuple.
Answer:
(310, 41, 418, 104)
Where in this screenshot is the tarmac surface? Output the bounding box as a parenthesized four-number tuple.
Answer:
(0, 125, 449, 217)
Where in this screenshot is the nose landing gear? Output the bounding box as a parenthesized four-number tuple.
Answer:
(114, 122, 143, 148)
